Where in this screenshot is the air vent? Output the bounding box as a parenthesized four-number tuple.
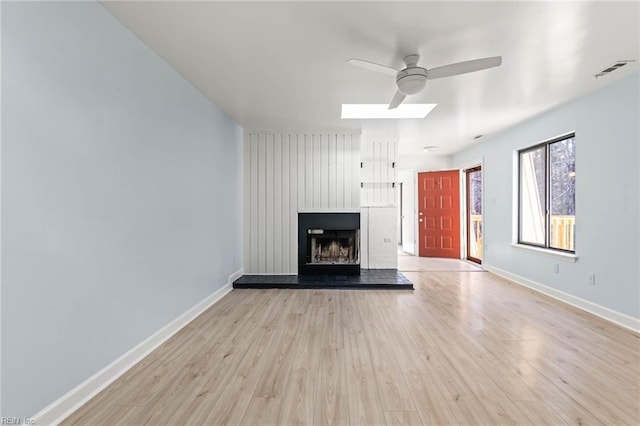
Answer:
(595, 60, 635, 78)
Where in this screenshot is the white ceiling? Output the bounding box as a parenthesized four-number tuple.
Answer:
(102, 1, 639, 156)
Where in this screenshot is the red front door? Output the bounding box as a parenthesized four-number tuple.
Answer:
(418, 170, 461, 258)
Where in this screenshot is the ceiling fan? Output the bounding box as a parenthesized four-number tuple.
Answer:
(347, 54, 502, 109)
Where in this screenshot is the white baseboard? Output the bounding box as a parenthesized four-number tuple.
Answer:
(484, 264, 640, 333)
(32, 268, 242, 425)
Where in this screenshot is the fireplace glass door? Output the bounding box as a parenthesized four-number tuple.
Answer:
(307, 230, 360, 266)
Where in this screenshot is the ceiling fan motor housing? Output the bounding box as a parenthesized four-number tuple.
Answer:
(396, 67, 428, 95)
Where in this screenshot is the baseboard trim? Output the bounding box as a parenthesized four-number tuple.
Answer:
(484, 264, 639, 333)
(32, 268, 242, 425)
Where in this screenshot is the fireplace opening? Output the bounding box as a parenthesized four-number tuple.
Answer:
(298, 213, 360, 275)
(308, 229, 360, 265)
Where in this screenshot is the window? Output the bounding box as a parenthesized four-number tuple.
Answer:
(519, 133, 575, 252)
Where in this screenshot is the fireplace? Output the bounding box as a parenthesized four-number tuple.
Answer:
(298, 213, 360, 275)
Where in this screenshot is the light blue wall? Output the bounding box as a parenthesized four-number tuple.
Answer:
(2, 1, 242, 417)
(453, 73, 640, 320)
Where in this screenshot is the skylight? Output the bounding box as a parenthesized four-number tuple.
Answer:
(341, 104, 437, 119)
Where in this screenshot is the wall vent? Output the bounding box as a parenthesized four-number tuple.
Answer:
(595, 60, 635, 78)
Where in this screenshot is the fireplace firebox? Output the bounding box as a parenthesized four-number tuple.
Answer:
(298, 213, 360, 275)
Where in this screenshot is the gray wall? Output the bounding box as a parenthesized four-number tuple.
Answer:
(453, 73, 640, 320)
(2, 1, 242, 417)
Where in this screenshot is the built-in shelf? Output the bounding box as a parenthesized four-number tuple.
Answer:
(360, 140, 397, 207)
(361, 161, 395, 168)
(361, 182, 396, 188)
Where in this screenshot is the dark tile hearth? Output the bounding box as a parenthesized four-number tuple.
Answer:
(233, 269, 413, 290)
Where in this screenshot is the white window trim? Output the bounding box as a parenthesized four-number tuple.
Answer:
(513, 131, 576, 255)
(511, 243, 578, 262)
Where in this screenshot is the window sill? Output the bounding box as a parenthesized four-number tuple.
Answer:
(511, 243, 578, 262)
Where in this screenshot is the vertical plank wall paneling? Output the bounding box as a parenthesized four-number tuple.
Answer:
(248, 135, 258, 272)
(289, 135, 298, 273)
(336, 135, 345, 209)
(304, 135, 313, 209)
(312, 135, 322, 209)
(265, 134, 274, 273)
(244, 132, 361, 274)
(257, 139, 267, 272)
(243, 137, 251, 275)
(273, 134, 282, 273)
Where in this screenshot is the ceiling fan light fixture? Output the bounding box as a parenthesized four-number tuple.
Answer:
(397, 71, 428, 95)
(347, 53, 502, 109)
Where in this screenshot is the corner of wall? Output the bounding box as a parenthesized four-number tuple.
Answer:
(30, 270, 240, 425)
(0, 0, 4, 415)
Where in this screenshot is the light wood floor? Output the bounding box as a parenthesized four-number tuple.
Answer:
(64, 266, 640, 425)
(397, 254, 483, 272)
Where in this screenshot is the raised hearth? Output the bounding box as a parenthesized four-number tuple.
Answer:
(233, 269, 413, 290)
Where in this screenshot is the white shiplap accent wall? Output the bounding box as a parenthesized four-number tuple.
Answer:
(244, 132, 361, 274)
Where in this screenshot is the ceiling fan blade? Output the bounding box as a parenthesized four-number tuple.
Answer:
(347, 58, 398, 76)
(388, 91, 406, 110)
(426, 56, 502, 80)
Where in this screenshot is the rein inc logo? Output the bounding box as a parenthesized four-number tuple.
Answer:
(1, 418, 35, 425)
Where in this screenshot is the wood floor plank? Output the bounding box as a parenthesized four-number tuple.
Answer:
(356, 293, 416, 412)
(383, 410, 423, 425)
(241, 397, 282, 426)
(252, 311, 303, 399)
(404, 373, 462, 425)
(292, 298, 323, 370)
(277, 369, 316, 425)
(512, 400, 569, 425)
(313, 348, 349, 426)
(61, 265, 640, 426)
(320, 293, 345, 350)
(500, 359, 606, 425)
(200, 292, 301, 425)
(343, 292, 387, 425)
